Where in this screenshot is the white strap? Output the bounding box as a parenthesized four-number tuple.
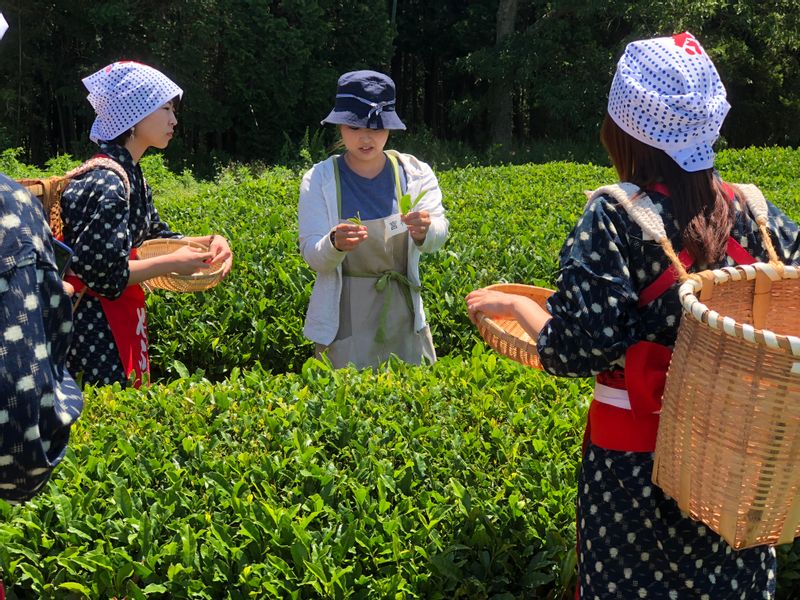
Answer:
(593, 382, 632, 410)
(590, 182, 770, 238)
(590, 183, 666, 242)
(733, 183, 769, 223)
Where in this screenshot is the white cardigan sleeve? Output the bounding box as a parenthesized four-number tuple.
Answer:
(298, 162, 347, 273)
(400, 154, 448, 254)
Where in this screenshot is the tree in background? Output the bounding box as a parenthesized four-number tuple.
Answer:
(0, 0, 797, 169)
(0, 0, 393, 169)
(488, 0, 519, 150)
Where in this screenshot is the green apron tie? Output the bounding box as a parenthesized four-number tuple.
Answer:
(346, 270, 419, 343)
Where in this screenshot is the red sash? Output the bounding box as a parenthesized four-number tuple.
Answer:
(587, 342, 670, 452)
(66, 249, 150, 388)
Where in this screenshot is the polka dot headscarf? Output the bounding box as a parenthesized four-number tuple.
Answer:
(607, 32, 730, 172)
(83, 61, 183, 144)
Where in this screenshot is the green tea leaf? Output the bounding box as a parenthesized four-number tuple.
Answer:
(58, 582, 92, 596)
(399, 193, 412, 214)
(400, 189, 429, 214)
(408, 189, 429, 211)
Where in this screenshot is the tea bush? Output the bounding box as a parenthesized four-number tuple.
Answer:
(0, 353, 588, 599)
(142, 146, 800, 381)
(4, 147, 799, 598)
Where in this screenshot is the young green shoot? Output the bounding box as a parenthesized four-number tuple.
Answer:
(399, 189, 429, 214)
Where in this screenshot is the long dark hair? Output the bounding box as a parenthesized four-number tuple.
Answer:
(600, 114, 733, 265)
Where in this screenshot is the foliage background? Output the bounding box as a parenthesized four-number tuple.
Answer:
(1, 146, 799, 598)
(0, 1, 798, 173)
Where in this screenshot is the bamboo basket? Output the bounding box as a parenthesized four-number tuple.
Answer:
(586, 181, 800, 550)
(653, 261, 800, 549)
(475, 283, 554, 369)
(18, 157, 131, 239)
(137, 239, 224, 293)
(18, 177, 71, 239)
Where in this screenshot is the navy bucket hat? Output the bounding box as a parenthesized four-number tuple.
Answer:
(321, 70, 406, 130)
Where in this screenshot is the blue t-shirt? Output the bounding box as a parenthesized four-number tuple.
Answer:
(337, 154, 407, 221)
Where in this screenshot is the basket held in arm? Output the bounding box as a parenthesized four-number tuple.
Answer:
(136, 238, 225, 293)
(474, 284, 554, 370)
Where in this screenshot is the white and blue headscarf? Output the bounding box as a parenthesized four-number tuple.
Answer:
(608, 33, 730, 172)
(83, 61, 183, 144)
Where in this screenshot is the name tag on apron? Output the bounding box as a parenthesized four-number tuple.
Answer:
(384, 214, 408, 241)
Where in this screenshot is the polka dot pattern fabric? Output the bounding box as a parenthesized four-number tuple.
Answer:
(577, 443, 777, 599)
(0, 175, 82, 503)
(535, 184, 800, 598)
(83, 61, 183, 144)
(607, 32, 730, 172)
(60, 143, 182, 386)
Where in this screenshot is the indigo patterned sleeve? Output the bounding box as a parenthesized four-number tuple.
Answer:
(61, 170, 132, 299)
(0, 178, 82, 503)
(536, 197, 645, 377)
(144, 183, 181, 240)
(766, 200, 800, 265)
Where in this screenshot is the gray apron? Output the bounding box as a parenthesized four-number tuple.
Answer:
(316, 154, 436, 369)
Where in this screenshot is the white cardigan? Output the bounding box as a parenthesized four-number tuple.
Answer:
(298, 151, 449, 345)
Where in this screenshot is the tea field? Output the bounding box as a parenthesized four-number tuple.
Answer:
(0, 147, 798, 598)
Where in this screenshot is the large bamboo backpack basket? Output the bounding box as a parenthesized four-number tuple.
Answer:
(596, 182, 800, 550)
(18, 157, 131, 240)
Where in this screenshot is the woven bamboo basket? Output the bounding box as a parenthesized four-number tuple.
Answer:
(586, 182, 800, 549)
(475, 283, 554, 369)
(18, 157, 131, 239)
(137, 239, 224, 293)
(602, 180, 800, 550)
(19, 177, 72, 239)
(652, 262, 800, 549)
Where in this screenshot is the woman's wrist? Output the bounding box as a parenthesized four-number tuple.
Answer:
(329, 230, 341, 251)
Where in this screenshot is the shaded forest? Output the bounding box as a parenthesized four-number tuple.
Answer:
(0, 1, 798, 172)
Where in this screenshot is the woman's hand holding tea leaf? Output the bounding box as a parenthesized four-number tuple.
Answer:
(332, 223, 368, 251)
(401, 210, 431, 244)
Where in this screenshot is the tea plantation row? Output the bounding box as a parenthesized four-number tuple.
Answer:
(0, 147, 797, 598)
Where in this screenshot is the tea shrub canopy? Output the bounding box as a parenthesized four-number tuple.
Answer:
(1, 147, 798, 598)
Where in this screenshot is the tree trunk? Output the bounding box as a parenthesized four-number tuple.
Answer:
(489, 0, 518, 149)
(424, 55, 439, 135)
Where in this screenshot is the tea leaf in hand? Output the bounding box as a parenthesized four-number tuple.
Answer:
(400, 190, 429, 214)
(408, 189, 428, 212)
(347, 211, 362, 225)
(399, 193, 412, 214)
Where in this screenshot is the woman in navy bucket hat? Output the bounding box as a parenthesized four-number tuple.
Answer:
(299, 70, 448, 369)
(467, 33, 798, 598)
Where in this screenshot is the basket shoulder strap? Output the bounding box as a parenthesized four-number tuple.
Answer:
(733, 183, 769, 223)
(589, 183, 667, 243)
(589, 182, 691, 281)
(732, 183, 781, 264)
(64, 157, 131, 201)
